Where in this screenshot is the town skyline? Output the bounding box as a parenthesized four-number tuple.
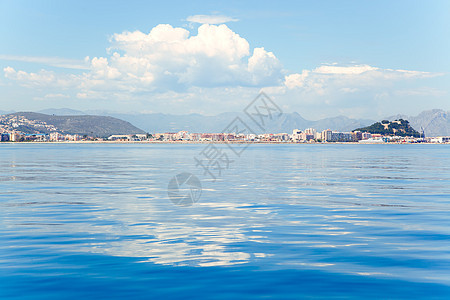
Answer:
(2, 111, 448, 144)
(1, 1, 449, 119)
(2, 106, 450, 137)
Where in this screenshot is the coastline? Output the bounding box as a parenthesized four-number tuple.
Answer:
(1, 141, 448, 145)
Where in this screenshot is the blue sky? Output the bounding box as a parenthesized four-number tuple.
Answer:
(1, 0, 449, 119)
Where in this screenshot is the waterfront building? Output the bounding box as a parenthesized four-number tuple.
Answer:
(274, 133, 290, 141)
(359, 138, 385, 143)
(1, 133, 10, 142)
(49, 132, 63, 141)
(108, 134, 133, 141)
(321, 129, 332, 141)
(352, 131, 363, 141)
(362, 132, 372, 140)
(300, 132, 314, 141)
(304, 128, 316, 136)
(292, 129, 302, 142)
(321, 129, 352, 142)
(430, 136, 450, 143)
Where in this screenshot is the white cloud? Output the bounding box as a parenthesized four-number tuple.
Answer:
(4, 66, 78, 88)
(5, 66, 56, 86)
(44, 93, 70, 99)
(276, 64, 446, 119)
(284, 70, 309, 89)
(284, 64, 442, 91)
(2, 22, 445, 118)
(313, 64, 378, 75)
(4, 24, 283, 95)
(247, 47, 283, 85)
(186, 14, 238, 24)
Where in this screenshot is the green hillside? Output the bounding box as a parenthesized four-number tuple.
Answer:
(354, 119, 420, 137)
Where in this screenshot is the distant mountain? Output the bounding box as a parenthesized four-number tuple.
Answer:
(0, 110, 15, 115)
(7, 108, 374, 134)
(387, 109, 450, 137)
(110, 112, 237, 133)
(355, 119, 420, 137)
(38, 108, 87, 116)
(7, 112, 145, 137)
(18, 107, 450, 135)
(310, 115, 375, 132)
(108, 112, 374, 134)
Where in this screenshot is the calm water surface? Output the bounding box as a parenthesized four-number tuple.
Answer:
(1, 144, 450, 299)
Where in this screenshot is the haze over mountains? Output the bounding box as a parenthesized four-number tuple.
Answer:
(0, 110, 15, 115)
(387, 109, 450, 137)
(2, 108, 450, 137)
(35, 108, 375, 134)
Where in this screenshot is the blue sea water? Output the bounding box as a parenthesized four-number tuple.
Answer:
(1, 143, 450, 299)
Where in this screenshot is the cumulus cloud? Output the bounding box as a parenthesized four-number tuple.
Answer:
(186, 14, 238, 24)
(2, 22, 444, 118)
(247, 47, 283, 85)
(4, 23, 283, 96)
(284, 70, 309, 89)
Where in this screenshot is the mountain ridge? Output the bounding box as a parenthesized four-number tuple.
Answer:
(2, 108, 449, 136)
(4, 112, 145, 137)
(106, 111, 374, 134)
(387, 109, 450, 137)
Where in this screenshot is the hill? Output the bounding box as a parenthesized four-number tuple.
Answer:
(6, 112, 145, 137)
(8, 107, 449, 135)
(354, 119, 420, 137)
(5, 107, 377, 133)
(387, 109, 450, 137)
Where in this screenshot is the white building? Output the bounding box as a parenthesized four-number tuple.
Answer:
(321, 129, 352, 142)
(305, 128, 316, 136)
(430, 136, 450, 143)
(292, 129, 302, 142)
(49, 132, 63, 141)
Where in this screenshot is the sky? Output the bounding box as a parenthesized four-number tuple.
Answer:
(0, 0, 449, 119)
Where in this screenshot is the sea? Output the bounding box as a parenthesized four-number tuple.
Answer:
(1, 143, 449, 299)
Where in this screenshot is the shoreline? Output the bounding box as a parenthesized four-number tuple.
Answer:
(1, 141, 448, 145)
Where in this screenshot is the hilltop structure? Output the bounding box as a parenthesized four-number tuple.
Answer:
(353, 119, 420, 138)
